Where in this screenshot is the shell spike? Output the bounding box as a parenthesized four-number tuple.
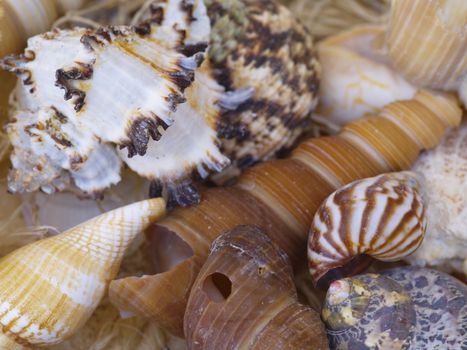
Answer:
(0, 198, 166, 348)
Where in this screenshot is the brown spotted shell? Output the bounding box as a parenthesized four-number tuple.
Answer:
(308, 171, 426, 285)
(322, 267, 467, 350)
(184, 225, 329, 350)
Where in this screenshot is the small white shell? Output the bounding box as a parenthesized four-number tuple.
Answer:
(0, 198, 165, 349)
(408, 122, 467, 275)
(308, 171, 426, 284)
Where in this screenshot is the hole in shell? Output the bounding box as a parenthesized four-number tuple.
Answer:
(146, 225, 194, 274)
(203, 272, 232, 303)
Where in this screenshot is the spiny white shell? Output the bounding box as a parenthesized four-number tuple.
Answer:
(0, 198, 165, 348)
(308, 171, 426, 283)
(317, 25, 416, 125)
(1, 0, 212, 196)
(408, 123, 467, 275)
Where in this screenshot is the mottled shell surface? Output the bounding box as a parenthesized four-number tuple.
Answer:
(317, 25, 416, 125)
(308, 171, 426, 285)
(386, 0, 467, 104)
(184, 225, 329, 350)
(206, 0, 320, 176)
(109, 91, 461, 336)
(0, 198, 165, 348)
(408, 122, 467, 275)
(322, 267, 467, 350)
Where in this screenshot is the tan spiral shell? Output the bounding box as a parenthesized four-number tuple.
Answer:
(308, 171, 426, 285)
(386, 0, 467, 104)
(0, 198, 165, 349)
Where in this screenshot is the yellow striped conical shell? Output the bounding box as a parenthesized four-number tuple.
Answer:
(0, 198, 165, 349)
(308, 171, 426, 284)
(386, 0, 467, 101)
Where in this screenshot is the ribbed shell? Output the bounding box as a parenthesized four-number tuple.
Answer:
(109, 90, 462, 336)
(386, 0, 467, 93)
(184, 225, 329, 350)
(0, 198, 165, 348)
(307, 171, 426, 285)
(322, 267, 467, 350)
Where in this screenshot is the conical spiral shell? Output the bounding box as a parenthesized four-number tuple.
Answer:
(184, 225, 329, 350)
(109, 90, 462, 336)
(386, 0, 467, 103)
(0, 198, 165, 348)
(307, 171, 426, 285)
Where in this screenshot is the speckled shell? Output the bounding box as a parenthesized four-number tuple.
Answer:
(408, 122, 467, 275)
(307, 171, 426, 285)
(207, 0, 320, 177)
(316, 25, 416, 125)
(184, 225, 329, 350)
(108, 90, 462, 336)
(322, 267, 467, 350)
(386, 0, 467, 105)
(0, 198, 165, 349)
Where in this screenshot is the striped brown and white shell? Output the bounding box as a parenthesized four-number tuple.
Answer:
(322, 267, 467, 350)
(386, 0, 467, 106)
(184, 225, 329, 350)
(308, 171, 427, 285)
(1, 0, 320, 207)
(0, 198, 165, 349)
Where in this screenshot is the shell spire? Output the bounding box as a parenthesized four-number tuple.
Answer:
(109, 90, 462, 336)
(307, 171, 426, 286)
(184, 225, 329, 350)
(0, 198, 165, 348)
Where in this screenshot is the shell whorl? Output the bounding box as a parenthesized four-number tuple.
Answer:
(322, 267, 467, 350)
(109, 90, 461, 335)
(184, 225, 329, 350)
(0, 198, 165, 348)
(386, 0, 467, 96)
(307, 171, 426, 285)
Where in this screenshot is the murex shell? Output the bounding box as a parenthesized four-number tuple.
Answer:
(0, 198, 165, 349)
(308, 171, 426, 285)
(322, 267, 467, 350)
(1, 0, 320, 206)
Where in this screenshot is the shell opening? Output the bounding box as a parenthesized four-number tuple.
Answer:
(202, 272, 232, 303)
(317, 254, 373, 289)
(147, 225, 194, 274)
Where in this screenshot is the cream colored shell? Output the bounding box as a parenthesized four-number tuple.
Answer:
(308, 171, 426, 284)
(386, 0, 467, 105)
(0, 198, 165, 348)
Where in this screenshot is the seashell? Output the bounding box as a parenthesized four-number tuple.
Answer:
(0, 0, 89, 120)
(407, 122, 467, 275)
(386, 0, 467, 105)
(1, 0, 320, 207)
(0, 198, 165, 349)
(322, 266, 467, 349)
(307, 171, 426, 286)
(184, 225, 329, 350)
(316, 25, 416, 125)
(108, 90, 462, 336)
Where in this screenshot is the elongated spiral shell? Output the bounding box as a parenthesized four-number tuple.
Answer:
(0, 198, 165, 349)
(184, 225, 329, 350)
(322, 267, 467, 350)
(109, 90, 462, 336)
(386, 0, 467, 105)
(307, 171, 426, 285)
